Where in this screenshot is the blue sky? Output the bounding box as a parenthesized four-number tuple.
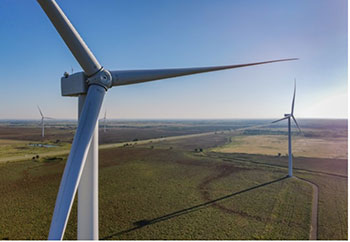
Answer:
(0, 0, 347, 119)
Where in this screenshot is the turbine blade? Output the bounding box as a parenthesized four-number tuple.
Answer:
(37, 105, 44, 118)
(291, 79, 296, 115)
(291, 115, 302, 133)
(37, 0, 101, 76)
(111, 58, 298, 86)
(48, 85, 106, 240)
(271, 116, 289, 123)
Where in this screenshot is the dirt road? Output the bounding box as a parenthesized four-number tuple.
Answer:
(295, 176, 318, 240)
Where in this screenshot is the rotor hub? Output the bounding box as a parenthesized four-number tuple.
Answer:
(87, 68, 112, 90)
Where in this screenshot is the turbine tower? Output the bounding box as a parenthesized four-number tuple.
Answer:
(37, 105, 53, 138)
(103, 110, 107, 133)
(36, 0, 298, 239)
(272, 80, 301, 177)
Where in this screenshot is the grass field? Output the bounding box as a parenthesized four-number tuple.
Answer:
(297, 172, 347, 240)
(206, 152, 348, 240)
(0, 139, 71, 161)
(0, 147, 313, 240)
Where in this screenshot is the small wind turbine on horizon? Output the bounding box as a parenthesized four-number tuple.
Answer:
(34, 0, 298, 239)
(272, 80, 302, 177)
(37, 105, 53, 138)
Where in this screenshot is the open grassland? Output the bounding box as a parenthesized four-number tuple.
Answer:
(0, 139, 71, 163)
(212, 134, 347, 159)
(0, 147, 312, 240)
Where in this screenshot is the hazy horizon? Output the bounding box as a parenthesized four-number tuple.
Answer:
(0, 117, 347, 122)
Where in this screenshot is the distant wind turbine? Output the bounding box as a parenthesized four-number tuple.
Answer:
(37, 105, 53, 138)
(272, 80, 302, 177)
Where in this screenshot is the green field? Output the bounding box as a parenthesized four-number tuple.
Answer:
(0, 139, 71, 162)
(207, 152, 348, 240)
(0, 147, 313, 240)
(297, 173, 347, 240)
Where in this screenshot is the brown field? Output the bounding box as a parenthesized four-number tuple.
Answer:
(209, 152, 347, 177)
(212, 134, 347, 159)
(0, 126, 75, 143)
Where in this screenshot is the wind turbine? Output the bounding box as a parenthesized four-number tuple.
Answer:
(37, 105, 53, 138)
(272, 80, 301, 177)
(36, 0, 297, 240)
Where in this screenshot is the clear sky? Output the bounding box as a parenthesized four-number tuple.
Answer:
(0, 0, 347, 120)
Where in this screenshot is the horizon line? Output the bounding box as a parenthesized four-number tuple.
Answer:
(0, 117, 347, 121)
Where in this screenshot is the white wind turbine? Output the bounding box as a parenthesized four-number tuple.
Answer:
(37, 105, 53, 138)
(272, 80, 302, 177)
(35, 0, 297, 239)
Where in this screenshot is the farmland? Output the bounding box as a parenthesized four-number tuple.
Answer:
(0, 147, 312, 240)
(212, 134, 347, 159)
(0, 119, 347, 239)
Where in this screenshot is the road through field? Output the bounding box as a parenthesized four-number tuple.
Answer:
(0, 130, 224, 164)
(0, 122, 273, 164)
(295, 177, 319, 240)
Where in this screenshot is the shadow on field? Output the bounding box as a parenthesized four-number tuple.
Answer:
(101, 175, 288, 239)
(216, 154, 348, 179)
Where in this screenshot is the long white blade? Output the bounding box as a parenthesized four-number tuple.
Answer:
(48, 85, 105, 240)
(37, 0, 101, 76)
(291, 115, 302, 133)
(291, 79, 296, 115)
(110, 58, 298, 86)
(271, 116, 289, 123)
(37, 105, 44, 118)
